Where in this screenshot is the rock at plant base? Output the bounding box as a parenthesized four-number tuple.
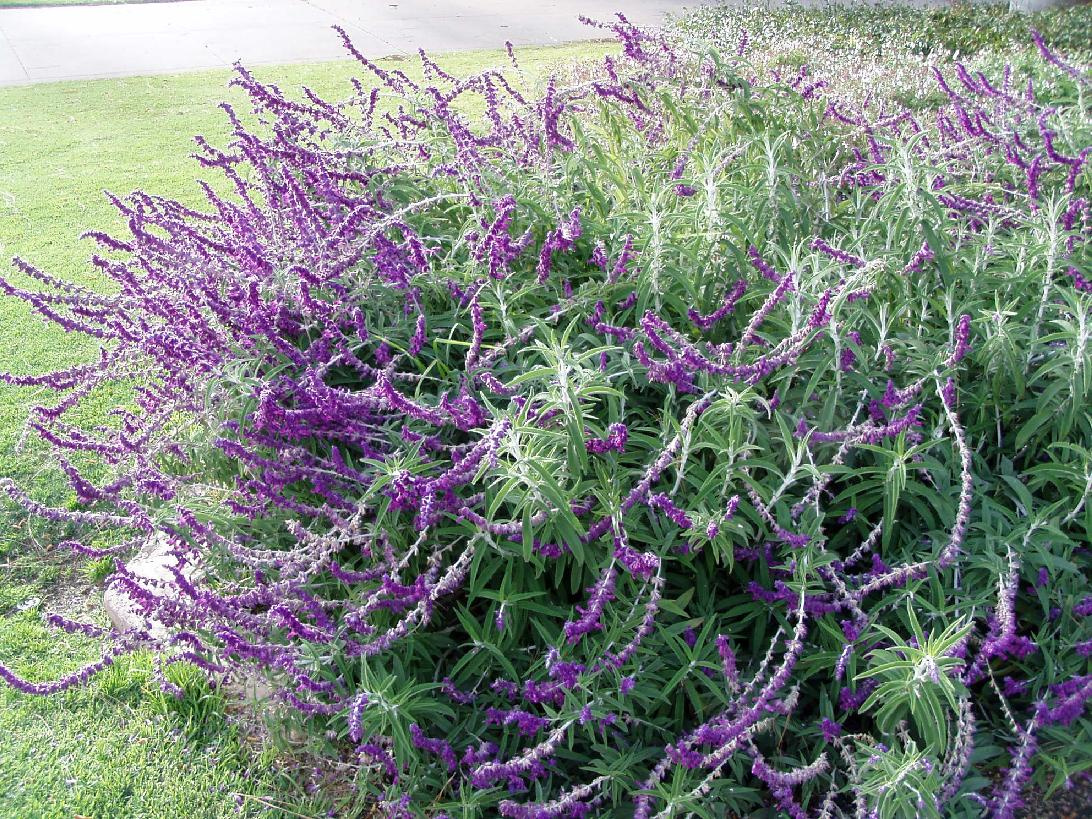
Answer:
(102, 535, 198, 637)
(102, 540, 279, 704)
(242, 675, 274, 705)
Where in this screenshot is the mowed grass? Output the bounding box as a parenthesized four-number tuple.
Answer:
(0, 41, 613, 818)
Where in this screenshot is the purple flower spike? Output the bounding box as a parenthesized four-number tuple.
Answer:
(688, 280, 747, 331)
(563, 565, 618, 644)
(648, 492, 694, 530)
(1067, 266, 1092, 293)
(410, 723, 457, 771)
(946, 314, 972, 366)
(586, 422, 628, 454)
(747, 245, 781, 282)
(409, 314, 427, 357)
(811, 238, 865, 268)
(820, 717, 841, 743)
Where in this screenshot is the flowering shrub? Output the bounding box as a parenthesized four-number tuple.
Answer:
(1, 15, 1090, 818)
(671, 1, 1092, 111)
(675, 1, 1092, 62)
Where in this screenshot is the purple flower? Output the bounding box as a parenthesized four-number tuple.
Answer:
(563, 565, 618, 645)
(820, 717, 842, 743)
(839, 680, 877, 712)
(585, 423, 628, 454)
(747, 245, 781, 282)
(1003, 676, 1029, 698)
(715, 635, 738, 689)
(348, 693, 368, 744)
(811, 238, 864, 268)
(807, 289, 834, 329)
(774, 525, 810, 549)
(941, 377, 958, 409)
(1031, 28, 1085, 81)
(536, 208, 582, 284)
(687, 280, 747, 331)
(841, 620, 862, 642)
(613, 533, 659, 580)
(1067, 266, 1092, 293)
(485, 707, 550, 737)
(648, 492, 693, 530)
(724, 495, 741, 519)
(946, 314, 972, 366)
(408, 314, 427, 357)
(410, 723, 457, 771)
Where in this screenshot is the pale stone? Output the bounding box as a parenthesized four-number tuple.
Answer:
(102, 535, 200, 638)
(99, 538, 282, 707)
(241, 675, 275, 705)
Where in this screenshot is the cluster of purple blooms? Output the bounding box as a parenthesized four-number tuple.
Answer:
(0, 13, 1089, 819)
(584, 422, 628, 454)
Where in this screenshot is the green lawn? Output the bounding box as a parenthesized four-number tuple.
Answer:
(0, 41, 612, 818)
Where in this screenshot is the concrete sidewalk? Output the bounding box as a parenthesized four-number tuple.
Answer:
(0, 0, 714, 86)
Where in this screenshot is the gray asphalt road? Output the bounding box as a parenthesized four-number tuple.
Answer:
(0, 0, 717, 86)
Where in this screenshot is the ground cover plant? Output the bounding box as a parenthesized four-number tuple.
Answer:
(0, 11, 1089, 819)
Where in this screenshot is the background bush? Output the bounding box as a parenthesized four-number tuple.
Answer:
(674, 1, 1092, 59)
(0, 13, 1089, 819)
(672, 1, 1092, 111)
